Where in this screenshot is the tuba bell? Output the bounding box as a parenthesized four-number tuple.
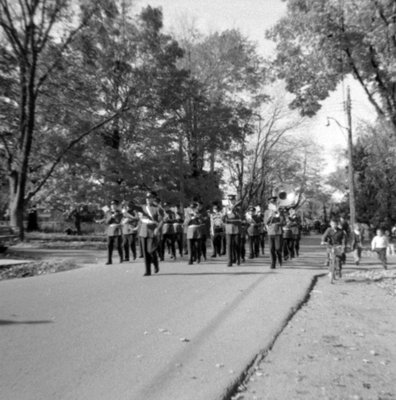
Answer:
(273, 184, 304, 210)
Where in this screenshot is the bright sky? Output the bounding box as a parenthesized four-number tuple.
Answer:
(136, 0, 377, 174)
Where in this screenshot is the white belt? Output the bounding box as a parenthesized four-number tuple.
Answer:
(141, 218, 157, 225)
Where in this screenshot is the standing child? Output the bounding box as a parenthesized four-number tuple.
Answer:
(371, 228, 389, 270)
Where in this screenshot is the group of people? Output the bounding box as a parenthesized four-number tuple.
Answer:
(97, 192, 303, 276)
(321, 217, 394, 272)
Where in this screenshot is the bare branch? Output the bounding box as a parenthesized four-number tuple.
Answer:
(26, 109, 129, 201)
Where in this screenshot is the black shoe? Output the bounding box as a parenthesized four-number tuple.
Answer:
(211, 254, 216, 258)
(270, 265, 276, 269)
(154, 266, 159, 274)
(105, 261, 112, 265)
(143, 273, 151, 276)
(227, 263, 232, 267)
(188, 261, 193, 265)
(125, 258, 130, 262)
(120, 259, 124, 263)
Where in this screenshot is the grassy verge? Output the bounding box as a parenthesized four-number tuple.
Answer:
(0, 260, 81, 281)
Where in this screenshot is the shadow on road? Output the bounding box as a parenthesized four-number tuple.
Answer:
(0, 319, 53, 326)
(154, 271, 276, 276)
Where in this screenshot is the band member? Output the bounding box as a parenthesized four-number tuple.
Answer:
(173, 206, 184, 258)
(198, 200, 209, 261)
(210, 202, 224, 257)
(223, 194, 242, 267)
(246, 206, 260, 259)
(121, 201, 139, 261)
(183, 201, 196, 256)
(187, 202, 202, 265)
(282, 211, 295, 261)
(289, 210, 301, 257)
(256, 205, 266, 255)
(264, 196, 284, 269)
(240, 214, 247, 263)
(137, 191, 164, 276)
(102, 200, 123, 265)
(161, 203, 176, 260)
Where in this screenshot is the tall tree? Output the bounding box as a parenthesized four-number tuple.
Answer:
(268, 0, 396, 134)
(0, 0, 126, 238)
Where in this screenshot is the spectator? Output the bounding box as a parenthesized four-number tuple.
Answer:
(371, 228, 389, 270)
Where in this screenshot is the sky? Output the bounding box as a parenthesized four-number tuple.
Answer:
(136, 0, 377, 174)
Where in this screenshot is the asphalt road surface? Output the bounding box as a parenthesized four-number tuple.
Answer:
(1, 238, 325, 400)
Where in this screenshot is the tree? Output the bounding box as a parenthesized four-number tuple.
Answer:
(0, 0, 129, 238)
(268, 0, 396, 135)
(172, 28, 266, 203)
(0, 1, 187, 233)
(353, 121, 396, 225)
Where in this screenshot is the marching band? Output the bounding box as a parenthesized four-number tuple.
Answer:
(96, 191, 303, 276)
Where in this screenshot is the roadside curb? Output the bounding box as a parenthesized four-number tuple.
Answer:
(221, 271, 327, 400)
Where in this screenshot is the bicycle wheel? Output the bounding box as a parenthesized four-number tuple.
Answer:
(336, 256, 342, 278)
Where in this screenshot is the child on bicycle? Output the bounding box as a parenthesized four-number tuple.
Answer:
(321, 219, 347, 269)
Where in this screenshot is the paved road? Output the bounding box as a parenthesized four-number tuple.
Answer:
(1, 237, 326, 400)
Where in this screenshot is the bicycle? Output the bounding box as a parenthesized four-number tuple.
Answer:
(321, 242, 344, 284)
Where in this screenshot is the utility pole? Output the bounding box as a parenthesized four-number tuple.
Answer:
(346, 85, 356, 227)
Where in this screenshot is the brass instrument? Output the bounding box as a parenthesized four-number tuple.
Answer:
(273, 184, 305, 210)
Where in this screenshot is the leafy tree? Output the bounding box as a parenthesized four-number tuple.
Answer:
(353, 121, 396, 225)
(0, 0, 129, 238)
(268, 0, 396, 134)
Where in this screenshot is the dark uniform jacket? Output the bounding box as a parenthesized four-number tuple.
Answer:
(223, 206, 242, 234)
(162, 211, 176, 235)
(210, 211, 224, 235)
(264, 210, 283, 236)
(121, 211, 139, 235)
(187, 213, 202, 239)
(173, 212, 184, 234)
(246, 213, 260, 236)
(105, 210, 123, 237)
(138, 205, 164, 238)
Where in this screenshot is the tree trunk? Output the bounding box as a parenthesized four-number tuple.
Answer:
(9, 173, 25, 240)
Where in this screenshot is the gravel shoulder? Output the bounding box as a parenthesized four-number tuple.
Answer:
(233, 266, 396, 400)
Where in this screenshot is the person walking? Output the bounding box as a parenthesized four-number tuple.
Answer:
(173, 206, 184, 258)
(186, 202, 202, 265)
(264, 196, 284, 269)
(282, 212, 295, 261)
(223, 194, 242, 267)
(289, 210, 301, 257)
(246, 206, 260, 259)
(121, 201, 139, 262)
(138, 191, 164, 276)
(160, 203, 177, 260)
(371, 228, 389, 270)
(350, 223, 364, 265)
(103, 200, 123, 265)
(210, 202, 224, 258)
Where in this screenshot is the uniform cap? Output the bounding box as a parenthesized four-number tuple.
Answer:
(146, 191, 157, 198)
